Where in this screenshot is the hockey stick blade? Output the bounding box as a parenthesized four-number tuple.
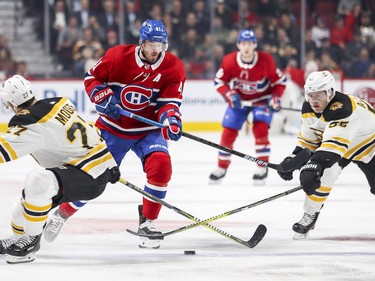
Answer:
(126, 224, 267, 248)
(247, 224, 267, 248)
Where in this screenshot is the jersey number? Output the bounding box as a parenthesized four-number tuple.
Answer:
(66, 122, 92, 149)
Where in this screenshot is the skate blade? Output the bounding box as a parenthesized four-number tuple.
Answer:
(208, 178, 223, 185)
(6, 253, 36, 264)
(252, 179, 266, 186)
(293, 232, 309, 240)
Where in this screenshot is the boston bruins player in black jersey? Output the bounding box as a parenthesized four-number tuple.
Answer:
(278, 70, 375, 239)
(0, 75, 120, 264)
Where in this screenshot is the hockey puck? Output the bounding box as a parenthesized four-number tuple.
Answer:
(184, 250, 196, 255)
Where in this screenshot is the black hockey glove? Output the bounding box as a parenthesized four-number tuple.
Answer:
(277, 156, 295, 181)
(109, 166, 121, 184)
(299, 160, 323, 195)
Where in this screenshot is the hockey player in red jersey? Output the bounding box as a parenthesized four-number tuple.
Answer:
(209, 29, 286, 185)
(84, 19, 185, 249)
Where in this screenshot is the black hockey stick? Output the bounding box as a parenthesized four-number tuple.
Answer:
(118, 109, 310, 172)
(119, 178, 267, 249)
(241, 100, 301, 112)
(127, 185, 303, 239)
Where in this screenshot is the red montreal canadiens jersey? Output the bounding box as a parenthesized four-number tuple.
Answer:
(215, 51, 286, 104)
(84, 44, 185, 139)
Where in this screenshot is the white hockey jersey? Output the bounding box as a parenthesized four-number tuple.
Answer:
(0, 97, 117, 178)
(297, 92, 375, 163)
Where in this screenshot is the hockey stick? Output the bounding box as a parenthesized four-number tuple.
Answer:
(117, 108, 310, 172)
(241, 100, 301, 112)
(127, 185, 303, 239)
(119, 178, 267, 249)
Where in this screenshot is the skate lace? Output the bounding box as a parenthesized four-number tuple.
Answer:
(1, 237, 16, 249)
(46, 211, 67, 234)
(140, 219, 156, 232)
(14, 236, 35, 249)
(299, 213, 315, 226)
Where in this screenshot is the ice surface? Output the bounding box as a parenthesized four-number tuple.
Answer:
(0, 132, 374, 280)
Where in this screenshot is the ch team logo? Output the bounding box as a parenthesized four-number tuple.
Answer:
(237, 80, 258, 95)
(120, 85, 153, 111)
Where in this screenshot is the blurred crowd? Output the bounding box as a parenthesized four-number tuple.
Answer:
(1, 0, 375, 79)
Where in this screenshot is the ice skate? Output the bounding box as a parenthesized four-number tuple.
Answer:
(6, 234, 42, 264)
(44, 208, 68, 243)
(0, 237, 16, 254)
(209, 168, 226, 184)
(252, 166, 268, 186)
(138, 205, 163, 249)
(292, 212, 320, 240)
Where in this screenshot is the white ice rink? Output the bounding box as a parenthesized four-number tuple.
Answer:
(1, 132, 374, 280)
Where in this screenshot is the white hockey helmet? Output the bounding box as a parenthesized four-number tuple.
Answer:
(304, 70, 336, 101)
(0, 75, 34, 110)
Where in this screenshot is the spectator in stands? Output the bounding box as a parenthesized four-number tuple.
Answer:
(169, 0, 185, 45)
(50, 0, 69, 55)
(216, 0, 235, 29)
(342, 30, 367, 73)
(72, 27, 104, 77)
(178, 28, 200, 60)
(279, 13, 299, 46)
(367, 63, 375, 78)
(263, 16, 278, 46)
(350, 47, 373, 77)
(56, 15, 82, 72)
(73, 0, 92, 28)
(147, 3, 164, 21)
(103, 30, 118, 51)
(191, 0, 210, 35)
(330, 14, 353, 65)
(234, 0, 257, 28)
(311, 16, 330, 48)
(256, 0, 276, 20)
(124, 0, 141, 42)
(0, 35, 16, 79)
(319, 51, 341, 72)
(87, 15, 105, 43)
(15, 61, 34, 80)
(357, 11, 375, 46)
(97, 0, 118, 33)
(305, 29, 318, 53)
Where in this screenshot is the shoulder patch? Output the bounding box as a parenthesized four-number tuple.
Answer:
(8, 97, 63, 127)
(323, 92, 352, 121)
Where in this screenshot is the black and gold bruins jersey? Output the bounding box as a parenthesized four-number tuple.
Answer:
(0, 97, 117, 178)
(297, 91, 375, 163)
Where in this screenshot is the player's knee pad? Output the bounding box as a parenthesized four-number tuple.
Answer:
(24, 168, 59, 201)
(252, 121, 269, 143)
(144, 152, 172, 185)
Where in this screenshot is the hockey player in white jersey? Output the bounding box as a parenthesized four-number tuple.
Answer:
(0, 75, 120, 264)
(277, 70, 375, 239)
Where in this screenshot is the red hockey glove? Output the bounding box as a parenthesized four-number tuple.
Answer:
(225, 90, 242, 109)
(90, 84, 120, 119)
(268, 96, 281, 112)
(159, 109, 182, 141)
